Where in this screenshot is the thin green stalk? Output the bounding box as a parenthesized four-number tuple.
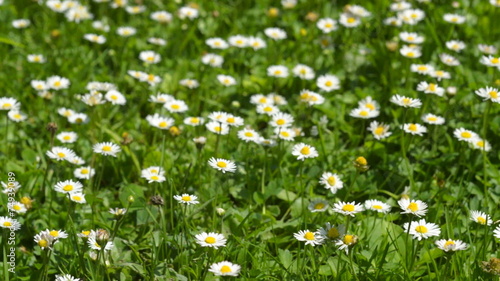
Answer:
(481, 102, 491, 209)
(2, 232, 9, 281)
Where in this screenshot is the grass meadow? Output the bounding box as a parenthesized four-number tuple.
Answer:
(1, 0, 500, 280)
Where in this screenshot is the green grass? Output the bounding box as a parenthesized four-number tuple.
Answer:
(1, 0, 500, 280)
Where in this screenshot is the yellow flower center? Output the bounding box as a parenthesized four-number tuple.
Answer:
(13, 205, 21, 211)
(325, 81, 333, 87)
(111, 95, 118, 100)
(408, 124, 418, 132)
(406, 52, 415, 58)
(347, 17, 356, 23)
(181, 196, 191, 201)
(50, 230, 59, 237)
(300, 146, 310, 155)
(356, 157, 367, 166)
(205, 237, 216, 244)
(327, 176, 336, 186)
(217, 161, 227, 168)
(407, 36, 414, 41)
(259, 97, 267, 103)
(314, 203, 325, 210)
(365, 103, 375, 110)
(491, 58, 499, 64)
(461, 132, 471, 138)
(417, 66, 427, 71)
(63, 135, 71, 140)
(327, 227, 339, 239)
(274, 70, 282, 75)
(445, 240, 455, 247)
(214, 126, 222, 132)
(151, 169, 158, 174)
(489, 91, 498, 98)
(342, 204, 355, 212)
(415, 225, 428, 233)
(359, 110, 368, 117)
(147, 74, 155, 81)
(343, 235, 355, 244)
(82, 231, 91, 236)
(281, 131, 290, 137)
(427, 117, 437, 122)
(276, 119, 285, 126)
(159, 121, 168, 128)
(244, 132, 253, 137)
(171, 104, 180, 110)
(373, 205, 383, 210)
(72, 195, 82, 201)
(435, 71, 444, 76)
(221, 265, 232, 273)
(374, 127, 384, 135)
(38, 239, 48, 247)
(325, 23, 333, 28)
(263, 106, 273, 112)
(3, 221, 12, 227)
(57, 152, 66, 158)
(81, 169, 89, 174)
(102, 146, 112, 152)
(477, 216, 486, 224)
(402, 98, 411, 105)
(227, 117, 235, 123)
(151, 176, 159, 181)
(304, 232, 315, 240)
(476, 140, 485, 148)
(428, 83, 437, 91)
(63, 185, 73, 192)
(408, 202, 419, 212)
(54, 81, 61, 87)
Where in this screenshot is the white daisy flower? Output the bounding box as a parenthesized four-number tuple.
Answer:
(195, 232, 227, 249)
(54, 180, 83, 194)
(294, 229, 325, 246)
(208, 261, 241, 277)
(291, 143, 319, 161)
(173, 194, 199, 205)
(403, 219, 441, 241)
(332, 201, 364, 216)
(398, 198, 428, 217)
(316, 74, 340, 92)
(208, 158, 237, 173)
(93, 142, 121, 157)
(435, 239, 468, 252)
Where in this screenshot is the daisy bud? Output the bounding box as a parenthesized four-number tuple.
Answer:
(150, 195, 165, 206)
(96, 229, 110, 245)
(446, 86, 457, 95)
(193, 136, 206, 150)
(51, 29, 61, 38)
(231, 101, 240, 108)
(354, 156, 369, 172)
(216, 207, 226, 216)
(20, 196, 33, 209)
(268, 7, 279, 17)
(128, 195, 135, 203)
(305, 12, 319, 22)
(169, 126, 181, 137)
(452, 1, 460, 8)
(46, 122, 58, 134)
(386, 41, 398, 52)
(300, 28, 307, 36)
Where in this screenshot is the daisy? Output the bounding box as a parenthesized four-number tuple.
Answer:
(440, 53, 460, 66)
(299, 90, 324, 106)
(256, 104, 280, 115)
(92, 21, 110, 32)
(400, 45, 421, 58)
(349, 107, 379, 119)
(399, 32, 424, 44)
(206, 37, 229, 49)
(147, 37, 167, 46)
(398, 198, 428, 217)
(318, 223, 346, 240)
(8, 201, 27, 214)
(316, 74, 340, 92)
(390, 2, 411, 12)
(358, 96, 379, 111)
(184, 117, 204, 126)
(446, 40, 466, 52)
(141, 170, 166, 183)
(31, 80, 48, 91)
(126, 5, 145, 14)
(317, 18, 337, 33)
(27, 54, 46, 63)
(258, 137, 277, 147)
(398, 9, 425, 25)
(403, 219, 441, 241)
(493, 226, 500, 239)
(390, 95, 422, 108)
(117, 26, 137, 37)
(178, 6, 199, 20)
(47, 76, 70, 90)
(443, 14, 466, 24)
(55, 274, 80, 281)
(267, 65, 289, 78)
(384, 16, 402, 26)
(430, 70, 451, 81)
(81, 91, 106, 106)
(264, 27, 287, 40)
(173, 194, 200, 205)
(88, 235, 114, 251)
(364, 199, 391, 213)
(84, 34, 106, 44)
(294, 230, 325, 246)
(228, 35, 248, 48)
(224, 115, 244, 127)
(141, 166, 165, 177)
(149, 93, 174, 104)
(269, 93, 288, 105)
(367, 121, 392, 140)
(217, 75, 236, 86)
(332, 201, 364, 217)
(339, 13, 361, 28)
(416, 81, 445, 96)
(250, 94, 273, 105)
(139, 51, 160, 64)
(308, 199, 329, 213)
(453, 128, 478, 142)
(478, 44, 498, 55)
(470, 210, 493, 225)
(206, 121, 230, 135)
(68, 155, 85, 165)
(402, 123, 427, 136)
(0, 216, 21, 231)
(12, 19, 30, 28)
(202, 53, 224, 67)
(8, 110, 27, 122)
(237, 128, 260, 143)
(68, 113, 89, 124)
(335, 234, 358, 254)
(34, 231, 56, 250)
(269, 112, 294, 128)
(2, 181, 21, 194)
(56, 131, 79, 144)
(472, 138, 492, 152)
(291, 143, 319, 161)
(54, 180, 83, 194)
(146, 114, 175, 130)
(179, 79, 199, 89)
(346, 5, 371, 17)
(109, 208, 127, 216)
(195, 232, 227, 249)
(46, 146, 76, 161)
(208, 158, 237, 173)
(74, 166, 95, 179)
(103, 90, 126, 105)
(292, 64, 315, 80)
(164, 99, 188, 113)
(411, 64, 434, 75)
(150, 11, 173, 23)
(422, 114, 445, 125)
(87, 82, 116, 91)
(274, 127, 296, 141)
(47, 229, 69, 239)
(57, 107, 74, 118)
(208, 261, 241, 277)
(93, 142, 121, 157)
(319, 172, 344, 193)
(0, 97, 20, 110)
(475, 87, 500, 103)
(435, 239, 468, 252)
(247, 37, 267, 50)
